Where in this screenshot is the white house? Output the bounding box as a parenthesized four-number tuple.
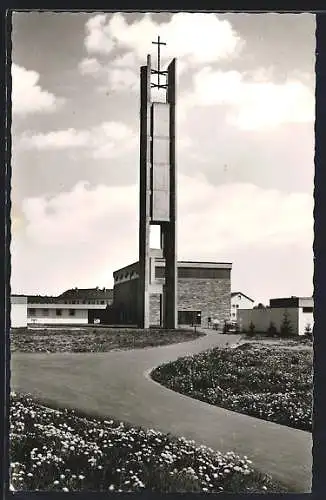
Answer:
(230, 292, 254, 321)
(238, 296, 314, 336)
(10, 296, 108, 327)
(27, 302, 108, 325)
(11, 295, 28, 328)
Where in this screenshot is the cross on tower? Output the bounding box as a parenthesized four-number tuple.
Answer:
(151, 36, 168, 90)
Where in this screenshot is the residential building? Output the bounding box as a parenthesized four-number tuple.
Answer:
(230, 292, 254, 321)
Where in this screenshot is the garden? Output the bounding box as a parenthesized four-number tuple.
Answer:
(10, 392, 286, 493)
(151, 343, 312, 431)
(10, 327, 203, 353)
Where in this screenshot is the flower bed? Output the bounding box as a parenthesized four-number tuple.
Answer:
(151, 343, 312, 431)
(10, 393, 285, 493)
(10, 327, 203, 353)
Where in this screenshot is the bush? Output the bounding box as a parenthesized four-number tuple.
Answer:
(280, 311, 294, 338)
(266, 322, 278, 338)
(247, 322, 256, 337)
(304, 324, 312, 338)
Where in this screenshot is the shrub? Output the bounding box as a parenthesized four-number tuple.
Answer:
(304, 324, 312, 338)
(266, 322, 278, 338)
(280, 311, 294, 338)
(247, 322, 255, 337)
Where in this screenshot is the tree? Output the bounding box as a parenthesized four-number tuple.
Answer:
(280, 310, 294, 337)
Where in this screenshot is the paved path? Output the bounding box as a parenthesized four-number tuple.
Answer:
(11, 331, 312, 492)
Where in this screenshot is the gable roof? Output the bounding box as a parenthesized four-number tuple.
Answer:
(58, 288, 113, 300)
(231, 292, 254, 302)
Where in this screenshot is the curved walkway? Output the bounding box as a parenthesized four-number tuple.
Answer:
(11, 331, 312, 493)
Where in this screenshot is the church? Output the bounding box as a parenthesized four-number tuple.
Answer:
(11, 41, 233, 330)
(112, 258, 232, 328)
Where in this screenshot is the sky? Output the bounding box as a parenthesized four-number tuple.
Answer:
(11, 11, 315, 304)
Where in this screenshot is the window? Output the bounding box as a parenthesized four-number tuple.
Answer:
(56, 309, 62, 316)
(303, 307, 313, 313)
(100, 300, 104, 304)
(43, 309, 49, 316)
(69, 309, 75, 316)
(178, 310, 201, 325)
(232, 304, 236, 308)
(72, 300, 76, 304)
(236, 304, 239, 308)
(28, 308, 35, 316)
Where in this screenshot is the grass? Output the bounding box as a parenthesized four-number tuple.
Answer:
(10, 392, 287, 493)
(151, 342, 313, 431)
(10, 327, 204, 353)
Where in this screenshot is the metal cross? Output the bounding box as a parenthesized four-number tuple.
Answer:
(152, 35, 166, 88)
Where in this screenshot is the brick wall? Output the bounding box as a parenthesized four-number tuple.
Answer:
(178, 278, 231, 328)
(150, 294, 161, 326)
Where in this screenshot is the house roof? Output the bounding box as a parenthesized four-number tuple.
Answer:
(27, 288, 113, 303)
(231, 292, 254, 302)
(28, 295, 62, 304)
(58, 288, 113, 300)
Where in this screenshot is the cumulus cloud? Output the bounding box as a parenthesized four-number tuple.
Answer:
(19, 121, 137, 159)
(11, 176, 313, 295)
(79, 12, 243, 94)
(84, 13, 243, 64)
(178, 175, 313, 254)
(12, 63, 63, 115)
(79, 14, 313, 130)
(78, 57, 103, 75)
(180, 67, 314, 129)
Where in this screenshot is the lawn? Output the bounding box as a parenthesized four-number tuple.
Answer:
(151, 342, 313, 431)
(10, 327, 203, 353)
(10, 392, 287, 493)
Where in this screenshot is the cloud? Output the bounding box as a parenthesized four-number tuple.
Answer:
(79, 12, 243, 93)
(80, 13, 313, 129)
(11, 176, 312, 295)
(78, 57, 103, 75)
(178, 175, 313, 254)
(180, 67, 314, 129)
(84, 13, 243, 64)
(79, 54, 139, 92)
(12, 63, 63, 116)
(19, 121, 137, 159)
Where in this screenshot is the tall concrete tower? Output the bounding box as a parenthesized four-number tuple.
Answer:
(138, 39, 177, 329)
